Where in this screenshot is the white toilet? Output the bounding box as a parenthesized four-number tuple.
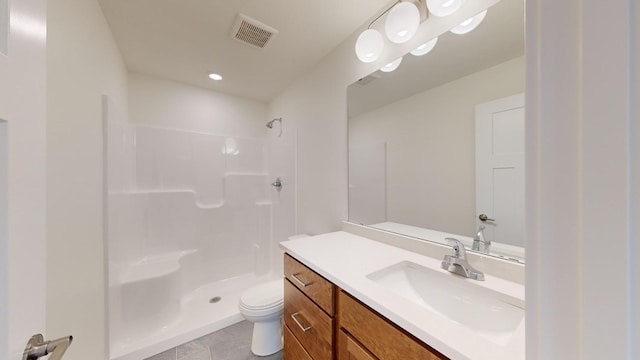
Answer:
(238, 279, 284, 356)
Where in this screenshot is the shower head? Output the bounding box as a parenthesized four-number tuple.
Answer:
(266, 117, 282, 129)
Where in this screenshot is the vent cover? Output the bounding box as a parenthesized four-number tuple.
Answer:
(353, 72, 382, 87)
(231, 14, 278, 49)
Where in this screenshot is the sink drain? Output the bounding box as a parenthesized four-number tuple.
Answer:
(209, 296, 222, 304)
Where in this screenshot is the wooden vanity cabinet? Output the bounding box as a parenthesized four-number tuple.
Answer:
(283, 253, 448, 360)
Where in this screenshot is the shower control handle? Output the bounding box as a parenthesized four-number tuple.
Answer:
(291, 273, 312, 288)
(291, 312, 312, 332)
(271, 177, 282, 192)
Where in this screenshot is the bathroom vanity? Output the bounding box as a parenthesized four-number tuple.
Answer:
(283, 254, 444, 360)
(280, 229, 524, 360)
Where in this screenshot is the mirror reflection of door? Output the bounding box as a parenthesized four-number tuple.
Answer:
(475, 94, 525, 247)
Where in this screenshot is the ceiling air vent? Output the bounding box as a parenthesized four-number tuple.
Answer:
(231, 14, 278, 49)
(353, 72, 382, 87)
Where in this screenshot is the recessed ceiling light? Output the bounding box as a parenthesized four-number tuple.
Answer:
(208, 73, 223, 81)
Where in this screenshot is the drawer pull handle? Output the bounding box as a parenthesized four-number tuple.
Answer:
(291, 312, 312, 332)
(291, 273, 313, 288)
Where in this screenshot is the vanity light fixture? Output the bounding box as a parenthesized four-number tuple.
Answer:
(410, 37, 438, 56)
(450, 9, 487, 34)
(427, 0, 465, 17)
(355, 0, 428, 63)
(380, 57, 403, 72)
(208, 73, 223, 81)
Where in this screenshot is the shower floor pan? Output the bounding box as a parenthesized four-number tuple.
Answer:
(109, 272, 278, 360)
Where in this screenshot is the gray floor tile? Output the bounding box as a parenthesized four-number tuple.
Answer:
(208, 328, 253, 360)
(189, 321, 252, 359)
(177, 341, 211, 360)
(221, 320, 254, 339)
(145, 348, 177, 360)
(146, 320, 280, 360)
(251, 350, 283, 360)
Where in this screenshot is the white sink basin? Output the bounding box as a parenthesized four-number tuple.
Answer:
(366, 261, 524, 346)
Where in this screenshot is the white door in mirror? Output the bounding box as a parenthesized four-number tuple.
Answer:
(475, 94, 525, 248)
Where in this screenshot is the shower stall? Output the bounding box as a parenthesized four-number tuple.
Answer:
(105, 97, 283, 360)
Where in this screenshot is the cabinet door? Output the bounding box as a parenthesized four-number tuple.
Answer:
(338, 291, 447, 359)
(284, 324, 313, 360)
(338, 330, 377, 360)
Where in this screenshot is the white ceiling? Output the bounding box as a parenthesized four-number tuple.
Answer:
(98, 0, 393, 102)
(348, 0, 525, 118)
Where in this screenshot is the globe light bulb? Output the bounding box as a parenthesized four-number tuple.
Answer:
(355, 29, 384, 63)
(385, 2, 420, 44)
(380, 57, 403, 72)
(410, 37, 439, 56)
(450, 10, 488, 34)
(427, 0, 465, 17)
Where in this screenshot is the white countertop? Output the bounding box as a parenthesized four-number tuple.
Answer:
(280, 231, 525, 360)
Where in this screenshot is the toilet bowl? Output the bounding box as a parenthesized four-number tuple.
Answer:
(238, 279, 284, 356)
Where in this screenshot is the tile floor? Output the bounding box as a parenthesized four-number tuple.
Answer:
(145, 321, 283, 360)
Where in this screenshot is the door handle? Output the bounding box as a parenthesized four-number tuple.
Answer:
(22, 334, 73, 360)
(478, 214, 495, 222)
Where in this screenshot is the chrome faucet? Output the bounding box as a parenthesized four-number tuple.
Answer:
(441, 238, 485, 281)
(472, 225, 491, 254)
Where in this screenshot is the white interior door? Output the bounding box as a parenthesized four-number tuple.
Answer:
(475, 94, 525, 247)
(0, 0, 59, 359)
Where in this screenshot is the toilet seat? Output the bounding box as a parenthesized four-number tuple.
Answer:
(239, 280, 284, 310)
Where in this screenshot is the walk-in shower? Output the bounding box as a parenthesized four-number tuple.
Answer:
(105, 98, 281, 360)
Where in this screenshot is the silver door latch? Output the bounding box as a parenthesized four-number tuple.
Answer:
(22, 334, 73, 360)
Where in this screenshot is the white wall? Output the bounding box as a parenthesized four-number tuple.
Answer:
(349, 57, 524, 236)
(47, 0, 128, 359)
(129, 72, 267, 137)
(0, 0, 47, 358)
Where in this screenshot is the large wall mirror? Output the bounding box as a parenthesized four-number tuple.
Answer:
(347, 0, 525, 262)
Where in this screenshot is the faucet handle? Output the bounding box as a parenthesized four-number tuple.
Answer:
(445, 237, 466, 259)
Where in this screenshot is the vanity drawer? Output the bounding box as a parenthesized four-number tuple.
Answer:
(284, 253, 335, 315)
(284, 323, 313, 360)
(284, 279, 334, 360)
(338, 329, 377, 360)
(338, 290, 447, 360)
